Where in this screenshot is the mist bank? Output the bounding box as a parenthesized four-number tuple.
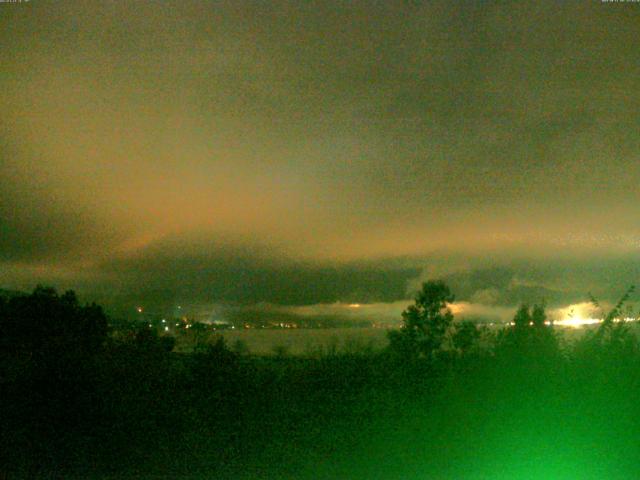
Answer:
(117, 298, 612, 333)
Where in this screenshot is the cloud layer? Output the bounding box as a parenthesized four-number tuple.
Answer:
(1, 1, 639, 308)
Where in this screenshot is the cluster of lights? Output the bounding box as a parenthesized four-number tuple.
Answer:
(554, 316, 636, 328)
(136, 306, 195, 331)
(132, 302, 636, 332)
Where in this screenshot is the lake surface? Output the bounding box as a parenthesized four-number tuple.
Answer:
(178, 322, 640, 356)
(217, 327, 391, 355)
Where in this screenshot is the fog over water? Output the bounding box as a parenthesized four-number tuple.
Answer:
(173, 298, 625, 355)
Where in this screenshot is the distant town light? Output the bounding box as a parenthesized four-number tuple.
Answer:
(555, 316, 601, 328)
(164, 326, 169, 332)
(137, 307, 143, 313)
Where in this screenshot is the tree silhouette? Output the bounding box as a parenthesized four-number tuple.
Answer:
(389, 280, 455, 359)
(531, 303, 547, 328)
(578, 286, 637, 361)
(452, 320, 481, 356)
(513, 304, 532, 330)
(0, 285, 108, 358)
(497, 302, 558, 362)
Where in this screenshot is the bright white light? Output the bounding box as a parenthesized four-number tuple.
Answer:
(553, 302, 602, 328)
(164, 326, 169, 332)
(137, 307, 143, 313)
(349, 303, 361, 308)
(555, 316, 601, 328)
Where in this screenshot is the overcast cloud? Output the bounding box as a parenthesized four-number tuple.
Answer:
(1, 1, 639, 313)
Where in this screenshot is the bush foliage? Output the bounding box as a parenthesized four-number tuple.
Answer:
(1, 283, 640, 478)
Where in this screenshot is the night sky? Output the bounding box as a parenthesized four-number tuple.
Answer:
(1, 1, 639, 317)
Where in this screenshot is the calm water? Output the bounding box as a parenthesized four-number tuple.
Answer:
(178, 323, 640, 356)
(217, 327, 390, 355)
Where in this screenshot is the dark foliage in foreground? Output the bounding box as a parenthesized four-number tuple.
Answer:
(2, 284, 640, 479)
